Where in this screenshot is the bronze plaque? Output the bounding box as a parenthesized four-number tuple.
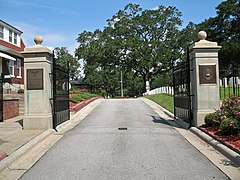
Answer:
(27, 69, 43, 90)
(199, 65, 216, 85)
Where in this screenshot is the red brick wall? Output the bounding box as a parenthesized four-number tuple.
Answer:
(3, 99, 19, 120)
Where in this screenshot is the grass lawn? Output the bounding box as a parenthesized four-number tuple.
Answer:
(144, 93, 174, 113)
(220, 86, 240, 99)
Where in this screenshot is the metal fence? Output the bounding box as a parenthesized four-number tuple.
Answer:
(52, 53, 70, 130)
(173, 59, 191, 123)
(219, 64, 240, 99)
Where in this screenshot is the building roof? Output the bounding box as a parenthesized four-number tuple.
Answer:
(0, 19, 23, 34)
(0, 45, 23, 58)
(72, 80, 91, 86)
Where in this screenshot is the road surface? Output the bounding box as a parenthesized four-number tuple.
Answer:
(21, 99, 229, 180)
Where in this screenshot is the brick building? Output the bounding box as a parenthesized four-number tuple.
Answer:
(0, 19, 25, 120)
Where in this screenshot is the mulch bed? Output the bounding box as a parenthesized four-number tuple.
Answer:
(70, 97, 100, 112)
(198, 125, 240, 154)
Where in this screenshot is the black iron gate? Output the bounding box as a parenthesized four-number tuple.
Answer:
(52, 53, 70, 129)
(173, 51, 192, 124)
(0, 73, 3, 122)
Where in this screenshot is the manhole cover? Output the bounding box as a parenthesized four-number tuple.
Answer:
(118, 127, 128, 130)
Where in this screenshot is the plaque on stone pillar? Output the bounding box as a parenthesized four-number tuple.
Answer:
(199, 64, 216, 85)
(27, 69, 43, 90)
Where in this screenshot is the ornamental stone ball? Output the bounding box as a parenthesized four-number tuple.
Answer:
(198, 31, 207, 40)
(34, 36, 43, 45)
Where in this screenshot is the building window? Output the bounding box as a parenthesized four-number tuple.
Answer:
(9, 30, 13, 43)
(14, 33, 17, 44)
(9, 60, 14, 76)
(17, 59, 21, 77)
(0, 25, 3, 39)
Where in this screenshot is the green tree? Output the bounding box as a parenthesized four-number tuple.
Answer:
(76, 3, 184, 95)
(106, 4, 183, 90)
(197, 0, 240, 69)
(83, 62, 122, 97)
(54, 47, 81, 80)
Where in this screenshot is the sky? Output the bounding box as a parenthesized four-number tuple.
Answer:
(0, 0, 224, 55)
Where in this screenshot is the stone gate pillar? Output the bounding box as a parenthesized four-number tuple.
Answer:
(21, 36, 53, 129)
(189, 31, 221, 126)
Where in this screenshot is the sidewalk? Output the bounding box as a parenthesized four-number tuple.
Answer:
(0, 98, 103, 179)
(0, 116, 44, 160)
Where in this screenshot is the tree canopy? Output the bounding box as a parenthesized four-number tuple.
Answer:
(75, 0, 239, 97)
(76, 3, 183, 96)
(54, 47, 81, 80)
(197, 0, 240, 69)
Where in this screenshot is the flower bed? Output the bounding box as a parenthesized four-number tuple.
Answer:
(199, 125, 240, 154)
(70, 97, 99, 112)
(201, 95, 240, 154)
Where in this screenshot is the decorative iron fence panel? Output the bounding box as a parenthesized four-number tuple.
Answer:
(173, 52, 192, 123)
(52, 53, 70, 129)
(219, 64, 240, 99)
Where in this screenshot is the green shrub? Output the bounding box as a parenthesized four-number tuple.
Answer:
(220, 118, 240, 135)
(17, 88, 24, 94)
(220, 96, 240, 120)
(204, 111, 221, 127)
(70, 97, 78, 103)
(69, 90, 81, 94)
(69, 93, 97, 103)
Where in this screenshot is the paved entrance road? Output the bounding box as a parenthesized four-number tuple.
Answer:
(21, 99, 229, 180)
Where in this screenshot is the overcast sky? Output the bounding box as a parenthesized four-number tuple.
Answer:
(0, 0, 224, 54)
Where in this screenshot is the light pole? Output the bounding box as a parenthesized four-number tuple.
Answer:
(121, 71, 124, 97)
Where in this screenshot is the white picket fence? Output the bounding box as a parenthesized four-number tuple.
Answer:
(143, 86, 174, 96)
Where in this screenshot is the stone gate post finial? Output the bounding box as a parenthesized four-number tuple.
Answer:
(34, 36, 43, 45)
(198, 31, 207, 40)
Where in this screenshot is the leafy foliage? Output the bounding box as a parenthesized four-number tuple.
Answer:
(220, 118, 240, 135)
(75, 1, 239, 97)
(70, 92, 97, 103)
(54, 47, 81, 80)
(220, 96, 240, 120)
(204, 95, 240, 135)
(76, 3, 183, 95)
(197, 0, 240, 70)
(204, 112, 221, 127)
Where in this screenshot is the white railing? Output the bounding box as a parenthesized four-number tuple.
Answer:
(143, 86, 174, 96)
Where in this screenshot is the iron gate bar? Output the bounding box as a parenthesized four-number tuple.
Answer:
(173, 47, 192, 124)
(52, 51, 70, 130)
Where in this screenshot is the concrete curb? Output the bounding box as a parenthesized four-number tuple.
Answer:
(139, 97, 190, 129)
(0, 129, 55, 172)
(155, 104, 190, 129)
(56, 98, 103, 133)
(140, 97, 240, 166)
(190, 127, 240, 166)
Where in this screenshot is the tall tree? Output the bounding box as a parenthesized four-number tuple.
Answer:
(106, 4, 183, 90)
(197, 0, 240, 69)
(54, 47, 81, 80)
(76, 3, 184, 95)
